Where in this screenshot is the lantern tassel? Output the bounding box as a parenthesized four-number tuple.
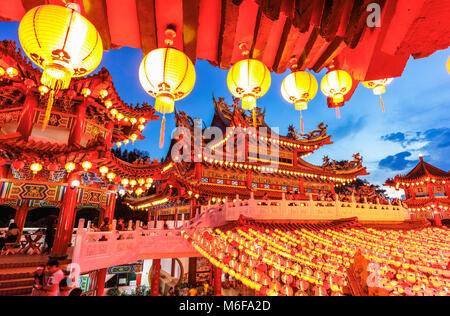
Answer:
(42, 90, 55, 131)
(336, 107, 341, 119)
(252, 108, 257, 128)
(159, 115, 166, 149)
(380, 96, 385, 113)
(300, 111, 304, 136)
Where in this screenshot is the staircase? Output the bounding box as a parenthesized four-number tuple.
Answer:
(0, 255, 69, 296)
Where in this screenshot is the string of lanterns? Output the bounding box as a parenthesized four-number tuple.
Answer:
(17, 3, 396, 149)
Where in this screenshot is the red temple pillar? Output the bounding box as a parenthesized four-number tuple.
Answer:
(105, 187, 117, 221)
(171, 259, 176, 277)
(246, 169, 252, 188)
(154, 210, 158, 228)
(0, 164, 9, 190)
(14, 202, 29, 234)
(51, 173, 80, 258)
(293, 150, 298, 167)
(16, 92, 38, 141)
(195, 162, 202, 181)
(445, 183, 450, 198)
(427, 181, 434, 198)
(96, 268, 107, 296)
(188, 257, 197, 286)
(68, 101, 87, 146)
(105, 121, 114, 150)
(150, 259, 161, 296)
(434, 212, 442, 227)
(299, 177, 305, 193)
(213, 266, 222, 296)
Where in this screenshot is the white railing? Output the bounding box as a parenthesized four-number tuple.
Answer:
(187, 193, 410, 228)
(72, 219, 198, 273)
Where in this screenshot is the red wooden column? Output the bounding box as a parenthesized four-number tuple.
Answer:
(445, 182, 450, 198)
(213, 266, 222, 296)
(188, 257, 197, 286)
(171, 259, 176, 277)
(16, 91, 38, 141)
(14, 202, 29, 234)
(427, 181, 434, 198)
(299, 177, 305, 193)
(105, 121, 115, 149)
(68, 100, 88, 146)
(434, 212, 442, 227)
(51, 173, 80, 258)
(150, 259, 161, 296)
(96, 268, 107, 296)
(194, 162, 202, 181)
(0, 164, 9, 191)
(105, 186, 117, 220)
(246, 169, 252, 188)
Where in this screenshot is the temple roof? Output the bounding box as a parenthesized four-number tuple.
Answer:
(387, 157, 450, 184)
(2, 0, 449, 82)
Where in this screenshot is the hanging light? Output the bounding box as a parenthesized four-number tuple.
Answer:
(121, 178, 129, 187)
(139, 27, 196, 149)
(81, 161, 92, 172)
(65, 162, 76, 173)
(107, 172, 116, 181)
(281, 70, 318, 135)
(362, 78, 394, 112)
(18, 3, 103, 130)
(320, 69, 352, 118)
(227, 49, 271, 127)
(30, 163, 43, 174)
(99, 166, 109, 176)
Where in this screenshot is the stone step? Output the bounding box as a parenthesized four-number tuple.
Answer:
(0, 278, 34, 289)
(0, 285, 32, 296)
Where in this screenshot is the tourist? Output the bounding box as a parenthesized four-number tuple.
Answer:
(31, 265, 45, 296)
(116, 218, 126, 231)
(59, 271, 73, 296)
(167, 287, 175, 296)
(0, 223, 20, 250)
(68, 288, 83, 296)
(42, 260, 64, 296)
(99, 217, 112, 232)
(261, 192, 269, 205)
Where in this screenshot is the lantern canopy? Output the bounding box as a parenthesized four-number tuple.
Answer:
(227, 59, 271, 127)
(19, 4, 103, 129)
(320, 69, 353, 118)
(139, 47, 196, 148)
(281, 71, 318, 134)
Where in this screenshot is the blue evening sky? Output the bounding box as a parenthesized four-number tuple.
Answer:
(1, 21, 449, 197)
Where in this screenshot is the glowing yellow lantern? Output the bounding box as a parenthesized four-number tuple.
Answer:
(139, 47, 196, 148)
(0, 67, 4, 76)
(107, 172, 116, 181)
(81, 161, 92, 172)
(227, 59, 271, 127)
(99, 166, 108, 176)
(6, 67, 18, 78)
(30, 163, 43, 174)
(65, 162, 76, 173)
(362, 78, 394, 112)
(121, 178, 129, 187)
(320, 69, 353, 118)
(130, 179, 137, 187)
(281, 71, 318, 134)
(19, 4, 103, 130)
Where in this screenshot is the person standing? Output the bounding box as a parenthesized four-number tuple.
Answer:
(31, 265, 45, 296)
(42, 260, 64, 296)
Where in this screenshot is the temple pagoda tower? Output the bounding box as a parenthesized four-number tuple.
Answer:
(127, 96, 369, 221)
(385, 156, 450, 226)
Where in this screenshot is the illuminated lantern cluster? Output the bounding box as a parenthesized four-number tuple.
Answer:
(19, 4, 103, 130)
(0, 66, 18, 78)
(227, 58, 271, 127)
(139, 45, 196, 148)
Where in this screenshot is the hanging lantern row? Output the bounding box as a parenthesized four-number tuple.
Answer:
(0, 66, 19, 79)
(17, 3, 396, 148)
